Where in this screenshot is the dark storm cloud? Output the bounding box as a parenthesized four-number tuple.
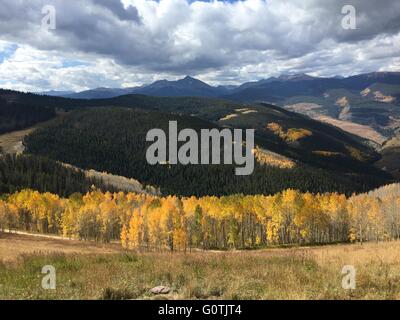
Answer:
(96, 0, 140, 21)
(304, 0, 400, 43)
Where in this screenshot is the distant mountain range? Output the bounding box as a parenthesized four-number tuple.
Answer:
(44, 76, 230, 99)
(41, 72, 400, 102)
(39, 90, 75, 97)
(223, 72, 400, 102)
(33, 71, 400, 142)
(40, 72, 400, 141)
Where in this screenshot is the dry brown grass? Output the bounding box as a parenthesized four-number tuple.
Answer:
(310, 241, 400, 268)
(285, 102, 386, 145)
(316, 115, 386, 145)
(1, 233, 400, 299)
(0, 127, 36, 154)
(0, 233, 123, 263)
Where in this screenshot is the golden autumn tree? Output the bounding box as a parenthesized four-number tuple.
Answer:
(3, 183, 400, 250)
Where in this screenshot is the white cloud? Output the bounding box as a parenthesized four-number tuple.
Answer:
(0, 0, 399, 91)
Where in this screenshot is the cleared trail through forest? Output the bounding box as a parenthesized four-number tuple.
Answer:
(0, 113, 66, 154)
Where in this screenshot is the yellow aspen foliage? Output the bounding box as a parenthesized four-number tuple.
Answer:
(120, 224, 129, 248)
(2, 184, 400, 250)
(128, 208, 143, 249)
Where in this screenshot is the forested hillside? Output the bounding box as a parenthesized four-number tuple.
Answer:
(0, 88, 395, 197)
(0, 154, 114, 197)
(24, 107, 391, 196)
(0, 89, 240, 120)
(0, 98, 55, 134)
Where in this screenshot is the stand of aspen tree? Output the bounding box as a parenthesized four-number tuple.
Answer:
(0, 184, 400, 251)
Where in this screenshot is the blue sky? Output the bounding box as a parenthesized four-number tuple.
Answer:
(0, 44, 18, 64)
(60, 60, 92, 68)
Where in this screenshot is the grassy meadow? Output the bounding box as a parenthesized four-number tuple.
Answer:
(1, 234, 400, 300)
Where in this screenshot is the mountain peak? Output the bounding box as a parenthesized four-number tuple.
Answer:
(176, 76, 212, 88)
(278, 73, 316, 81)
(179, 75, 205, 84)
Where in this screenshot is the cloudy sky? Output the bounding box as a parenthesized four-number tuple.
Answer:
(0, 0, 399, 92)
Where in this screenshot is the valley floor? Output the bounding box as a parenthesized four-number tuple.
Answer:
(1, 233, 400, 300)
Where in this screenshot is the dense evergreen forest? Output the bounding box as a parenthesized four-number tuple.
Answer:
(0, 98, 55, 133)
(0, 89, 238, 120)
(0, 154, 113, 197)
(24, 107, 391, 197)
